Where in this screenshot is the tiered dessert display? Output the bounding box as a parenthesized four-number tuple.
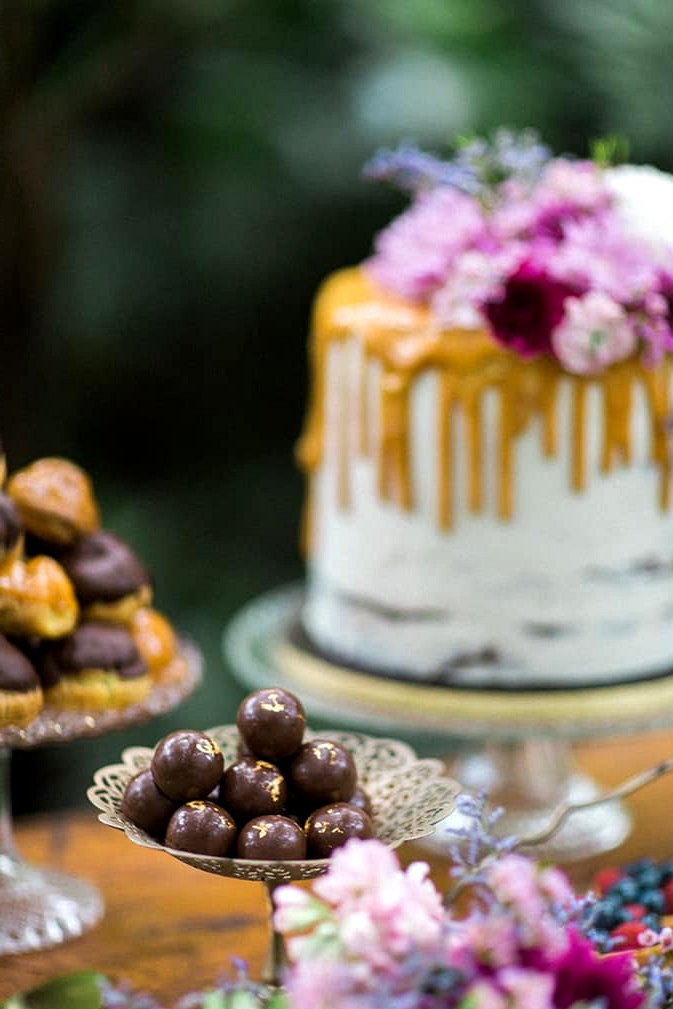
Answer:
(224, 132, 673, 859)
(0, 449, 201, 954)
(87, 686, 459, 987)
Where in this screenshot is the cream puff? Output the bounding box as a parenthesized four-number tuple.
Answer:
(0, 554, 79, 639)
(36, 620, 151, 710)
(58, 530, 153, 624)
(130, 607, 187, 683)
(0, 633, 43, 728)
(7, 457, 100, 547)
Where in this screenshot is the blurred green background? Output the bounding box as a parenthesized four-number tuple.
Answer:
(5, 0, 673, 814)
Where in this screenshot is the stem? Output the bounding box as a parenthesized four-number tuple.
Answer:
(261, 880, 288, 988)
(445, 756, 673, 905)
(513, 756, 673, 851)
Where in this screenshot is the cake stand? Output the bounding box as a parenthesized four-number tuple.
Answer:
(86, 723, 459, 987)
(222, 583, 673, 863)
(0, 638, 202, 956)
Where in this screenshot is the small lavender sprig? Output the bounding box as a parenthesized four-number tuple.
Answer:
(442, 791, 518, 904)
(363, 128, 551, 199)
(363, 142, 480, 195)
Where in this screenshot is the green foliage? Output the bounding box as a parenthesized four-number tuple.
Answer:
(1, 971, 105, 1009)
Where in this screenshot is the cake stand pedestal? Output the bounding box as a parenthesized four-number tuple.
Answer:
(0, 638, 202, 955)
(223, 583, 673, 862)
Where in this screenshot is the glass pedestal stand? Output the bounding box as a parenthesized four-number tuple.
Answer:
(0, 639, 202, 955)
(0, 745, 104, 954)
(434, 739, 631, 863)
(223, 583, 673, 863)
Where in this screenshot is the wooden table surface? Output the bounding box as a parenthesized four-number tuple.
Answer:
(2, 727, 673, 1004)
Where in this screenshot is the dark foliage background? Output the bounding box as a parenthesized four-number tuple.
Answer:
(4, 0, 673, 813)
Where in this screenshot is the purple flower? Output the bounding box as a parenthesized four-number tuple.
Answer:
(551, 928, 645, 1009)
(482, 261, 577, 358)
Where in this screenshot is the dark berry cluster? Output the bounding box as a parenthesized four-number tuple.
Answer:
(585, 857, 673, 950)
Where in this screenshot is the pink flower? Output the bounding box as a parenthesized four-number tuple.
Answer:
(535, 159, 609, 213)
(499, 966, 556, 1009)
(365, 186, 487, 301)
(431, 246, 526, 330)
(548, 216, 658, 303)
(551, 291, 637, 374)
(551, 928, 645, 1009)
(482, 261, 577, 358)
(312, 838, 405, 908)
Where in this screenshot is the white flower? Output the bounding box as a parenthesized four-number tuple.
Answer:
(605, 164, 673, 260)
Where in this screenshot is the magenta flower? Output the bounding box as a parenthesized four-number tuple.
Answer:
(482, 261, 577, 358)
(551, 928, 645, 1009)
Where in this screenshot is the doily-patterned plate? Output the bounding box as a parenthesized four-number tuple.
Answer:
(87, 725, 459, 882)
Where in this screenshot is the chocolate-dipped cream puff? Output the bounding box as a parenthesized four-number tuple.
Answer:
(58, 530, 153, 624)
(0, 633, 43, 728)
(36, 620, 151, 710)
(7, 457, 100, 546)
(0, 492, 23, 565)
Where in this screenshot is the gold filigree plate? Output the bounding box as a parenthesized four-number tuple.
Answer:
(87, 725, 459, 882)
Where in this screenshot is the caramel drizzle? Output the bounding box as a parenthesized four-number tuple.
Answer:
(296, 267, 673, 550)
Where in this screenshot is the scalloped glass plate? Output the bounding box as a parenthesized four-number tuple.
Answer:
(0, 638, 202, 749)
(87, 725, 460, 882)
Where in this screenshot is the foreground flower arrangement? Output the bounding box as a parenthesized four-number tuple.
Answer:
(92, 793, 673, 1009)
(363, 130, 673, 376)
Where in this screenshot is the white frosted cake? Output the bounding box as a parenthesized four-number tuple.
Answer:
(295, 133, 673, 690)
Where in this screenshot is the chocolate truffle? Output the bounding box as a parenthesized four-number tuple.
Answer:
(219, 757, 287, 824)
(288, 739, 357, 807)
(151, 729, 224, 802)
(121, 768, 179, 839)
(236, 687, 306, 761)
(236, 815, 307, 860)
(165, 801, 237, 856)
(348, 785, 374, 818)
(305, 803, 373, 858)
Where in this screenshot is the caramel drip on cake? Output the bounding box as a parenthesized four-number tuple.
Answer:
(296, 267, 673, 551)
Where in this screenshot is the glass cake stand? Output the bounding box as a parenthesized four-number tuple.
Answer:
(87, 723, 459, 987)
(222, 583, 673, 863)
(0, 638, 202, 956)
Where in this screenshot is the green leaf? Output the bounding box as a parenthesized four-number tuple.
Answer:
(0, 971, 104, 1009)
